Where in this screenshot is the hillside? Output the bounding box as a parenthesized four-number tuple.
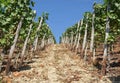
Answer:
(1, 44, 112, 83)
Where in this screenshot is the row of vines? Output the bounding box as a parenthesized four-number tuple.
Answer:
(60, 0, 120, 75)
(0, 0, 56, 75)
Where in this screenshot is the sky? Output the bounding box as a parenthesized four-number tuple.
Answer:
(32, 0, 103, 43)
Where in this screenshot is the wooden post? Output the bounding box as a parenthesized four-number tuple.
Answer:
(20, 24, 33, 67)
(76, 19, 83, 53)
(6, 17, 23, 75)
(34, 17, 43, 51)
(81, 14, 88, 58)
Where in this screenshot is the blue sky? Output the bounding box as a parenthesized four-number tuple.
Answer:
(32, 0, 102, 43)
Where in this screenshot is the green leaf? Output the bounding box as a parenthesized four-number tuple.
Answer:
(115, 3, 119, 7)
(6, 18, 11, 22)
(1, 3, 5, 8)
(2, 20, 9, 25)
(31, 1, 35, 7)
(108, 13, 117, 19)
(22, 12, 27, 17)
(0, 14, 4, 18)
(0, 39, 6, 44)
(11, 12, 17, 16)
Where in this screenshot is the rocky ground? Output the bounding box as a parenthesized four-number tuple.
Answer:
(1, 44, 114, 83)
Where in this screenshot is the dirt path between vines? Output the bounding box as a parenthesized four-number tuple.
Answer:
(2, 44, 112, 83)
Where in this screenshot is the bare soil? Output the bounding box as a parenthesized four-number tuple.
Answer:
(0, 44, 116, 83)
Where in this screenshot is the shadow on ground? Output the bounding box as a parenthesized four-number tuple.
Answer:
(109, 76, 120, 83)
(19, 65, 31, 71)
